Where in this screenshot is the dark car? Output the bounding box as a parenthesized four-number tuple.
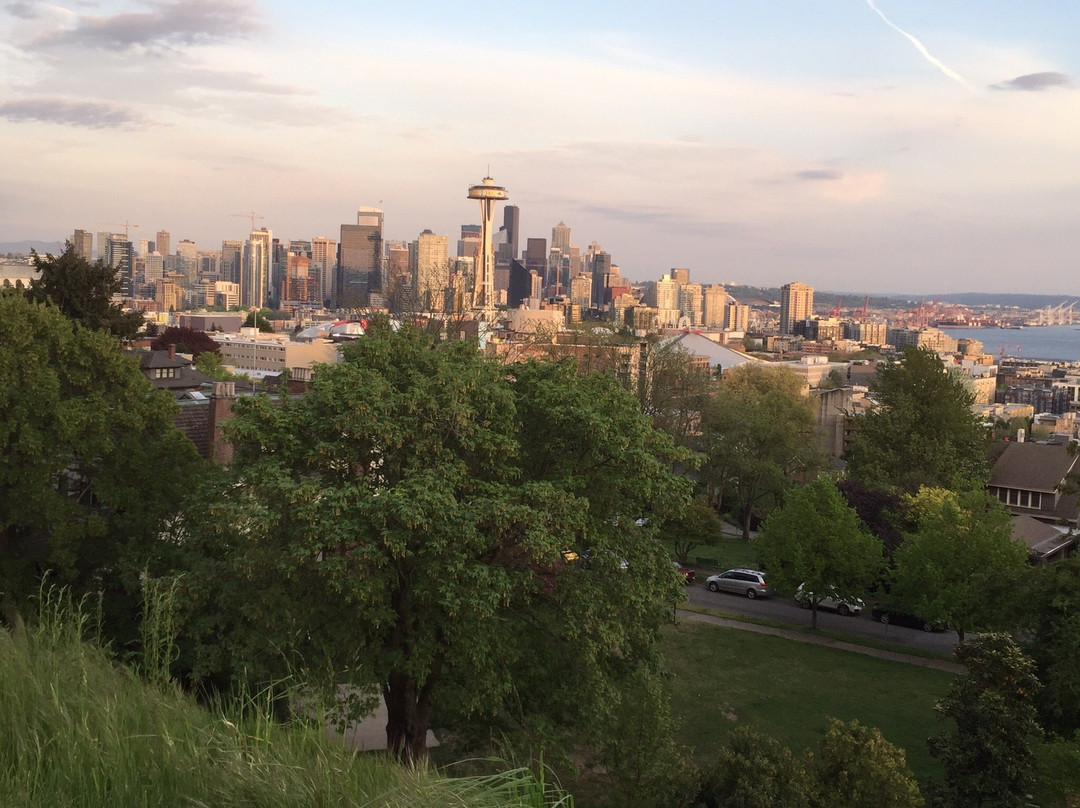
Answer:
(871, 605, 945, 632)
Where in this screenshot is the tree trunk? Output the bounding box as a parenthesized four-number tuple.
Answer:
(383, 668, 439, 763)
(811, 601, 818, 630)
(741, 479, 758, 540)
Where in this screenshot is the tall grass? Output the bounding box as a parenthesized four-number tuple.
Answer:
(0, 588, 571, 807)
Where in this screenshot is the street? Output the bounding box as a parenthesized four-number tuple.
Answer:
(684, 582, 959, 655)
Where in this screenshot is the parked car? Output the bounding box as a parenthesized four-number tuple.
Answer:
(705, 569, 773, 599)
(671, 561, 696, 585)
(795, 584, 864, 616)
(871, 605, 945, 632)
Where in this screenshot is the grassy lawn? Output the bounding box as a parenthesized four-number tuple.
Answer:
(662, 619, 953, 785)
(666, 534, 758, 572)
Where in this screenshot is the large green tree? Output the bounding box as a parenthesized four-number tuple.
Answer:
(891, 487, 1028, 642)
(0, 292, 201, 632)
(1020, 553, 1080, 734)
(753, 476, 883, 629)
(930, 633, 1042, 808)
(847, 347, 988, 493)
(700, 363, 822, 539)
(27, 241, 145, 339)
(181, 320, 691, 761)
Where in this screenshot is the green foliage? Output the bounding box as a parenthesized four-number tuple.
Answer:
(847, 347, 988, 493)
(182, 319, 691, 761)
(150, 325, 221, 358)
(753, 476, 883, 628)
(818, 368, 846, 390)
(668, 494, 724, 564)
(810, 718, 923, 808)
(698, 725, 813, 808)
(1019, 553, 1080, 734)
(0, 292, 202, 633)
(1035, 733, 1080, 808)
(591, 667, 698, 808)
(193, 350, 236, 380)
(638, 341, 714, 443)
(0, 591, 574, 807)
(890, 488, 1028, 641)
(700, 364, 823, 539)
(929, 633, 1042, 808)
(693, 719, 923, 808)
(27, 241, 145, 339)
(242, 309, 275, 332)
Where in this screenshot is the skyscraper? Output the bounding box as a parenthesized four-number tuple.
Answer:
(220, 240, 243, 285)
(338, 207, 383, 307)
(311, 236, 337, 304)
(155, 231, 171, 260)
(780, 281, 814, 335)
(177, 239, 198, 285)
(71, 229, 93, 260)
(242, 228, 272, 309)
(413, 229, 450, 312)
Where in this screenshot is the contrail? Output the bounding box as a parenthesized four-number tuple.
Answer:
(865, 0, 974, 90)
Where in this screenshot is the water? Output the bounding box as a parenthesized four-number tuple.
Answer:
(940, 324, 1080, 363)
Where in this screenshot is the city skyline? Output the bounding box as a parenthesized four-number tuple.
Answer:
(2, 1, 1078, 295)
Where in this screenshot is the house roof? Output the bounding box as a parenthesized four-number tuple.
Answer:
(989, 441, 1079, 493)
(657, 331, 763, 371)
(136, 350, 191, 370)
(1011, 514, 1076, 560)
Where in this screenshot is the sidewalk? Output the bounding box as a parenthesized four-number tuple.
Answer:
(676, 608, 964, 674)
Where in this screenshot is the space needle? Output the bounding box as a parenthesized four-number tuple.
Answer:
(467, 175, 508, 319)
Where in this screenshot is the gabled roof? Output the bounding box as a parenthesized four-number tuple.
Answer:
(989, 441, 1079, 493)
(1011, 514, 1075, 560)
(137, 350, 191, 370)
(657, 331, 762, 371)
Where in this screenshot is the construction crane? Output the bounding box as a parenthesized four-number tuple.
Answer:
(232, 211, 265, 231)
(101, 220, 139, 239)
(861, 295, 869, 320)
(829, 296, 843, 318)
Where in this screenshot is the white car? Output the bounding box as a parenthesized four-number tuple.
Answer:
(795, 583, 864, 616)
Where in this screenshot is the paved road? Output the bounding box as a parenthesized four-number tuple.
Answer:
(685, 581, 959, 656)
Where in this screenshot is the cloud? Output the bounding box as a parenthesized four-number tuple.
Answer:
(794, 169, 845, 181)
(0, 97, 146, 128)
(31, 0, 262, 50)
(991, 72, 1073, 92)
(5, 2, 39, 19)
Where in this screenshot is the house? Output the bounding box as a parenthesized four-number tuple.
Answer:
(988, 440, 1079, 560)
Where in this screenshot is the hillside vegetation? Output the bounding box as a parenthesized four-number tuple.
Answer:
(0, 595, 570, 808)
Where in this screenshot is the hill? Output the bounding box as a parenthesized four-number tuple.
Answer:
(0, 599, 567, 807)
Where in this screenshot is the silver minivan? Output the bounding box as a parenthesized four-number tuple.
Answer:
(705, 569, 773, 599)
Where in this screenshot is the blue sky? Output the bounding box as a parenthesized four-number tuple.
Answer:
(1, 0, 1077, 294)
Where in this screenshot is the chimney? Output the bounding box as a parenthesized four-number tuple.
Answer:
(208, 381, 236, 464)
(1017, 428, 1026, 443)
(168, 344, 175, 360)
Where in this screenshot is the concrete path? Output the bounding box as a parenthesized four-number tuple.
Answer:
(677, 608, 964, 674)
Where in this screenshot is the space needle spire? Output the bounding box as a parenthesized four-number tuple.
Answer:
(467, 175, 508, 319)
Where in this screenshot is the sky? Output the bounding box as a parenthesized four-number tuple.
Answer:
(1, 0, 1078, 295)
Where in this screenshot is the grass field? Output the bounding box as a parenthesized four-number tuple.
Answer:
(661, 619, 954, 784)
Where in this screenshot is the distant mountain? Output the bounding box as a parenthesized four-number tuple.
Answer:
(0, 240, 63, 257)
(726, 285, 1080, 312)
(926, 292, 1080, 309)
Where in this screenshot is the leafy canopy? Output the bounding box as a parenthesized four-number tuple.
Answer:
(27, 241, 144, 339)
(847, 347, 988, 493)
(182, 319, 692, 761)
(753, 476, 883, 628)
(700, 363, 822, 539)
(0, 291, 201, 630)
(930, 633, 1042, 808)
(891, 487, 1028, 641)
